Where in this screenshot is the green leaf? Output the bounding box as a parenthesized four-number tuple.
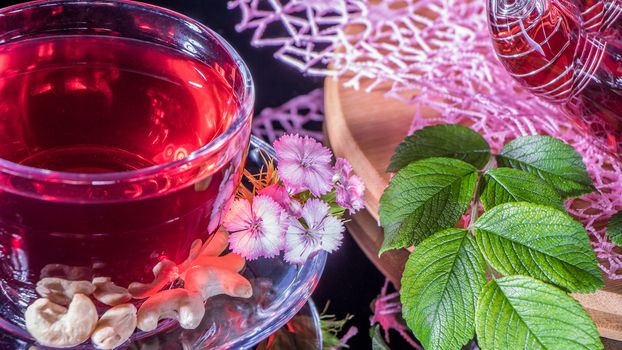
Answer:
(496, 135, 595, 198)
(401, 229, 486, 350)
(379, 158, 478, 253)
(371, 325, 391, 350)
(473, 202, 603, 292)
(387, 124, 491, 172)
(480, 168, 564, 210)
(606, 211, 622, 247)
(476, 276, 603, 350)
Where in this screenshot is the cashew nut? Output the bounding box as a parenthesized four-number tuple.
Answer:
(40, 264, 92, 281)
(190, 253, 246, 273)
(128, 259, 178, 299)
(25, 294, 98, 348)
(36, 278, 96, 306)
(177, 230, 245, 279)
(176, 239, 203, 272)
(136, 289, 205, 331)
(179, 229, 245, 277)
(184, 266, 252, 301)
(93, 277, 132, 306)
(198, 227, 229, 257)
(91, 303, 137, 349)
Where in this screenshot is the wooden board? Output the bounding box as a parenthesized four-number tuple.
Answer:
(323, 79, 422, 221)
(323, 76, 622, 343)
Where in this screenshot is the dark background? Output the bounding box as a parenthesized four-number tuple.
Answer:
(0, 0, 405, 349)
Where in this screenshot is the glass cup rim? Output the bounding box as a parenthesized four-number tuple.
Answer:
(0, 0, 255, 184)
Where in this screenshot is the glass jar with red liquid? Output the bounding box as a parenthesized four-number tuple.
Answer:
(488, 0, 622, 154)
(0, 0, 253, 334)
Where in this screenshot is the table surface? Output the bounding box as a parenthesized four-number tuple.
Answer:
(0, 0, 402, 349)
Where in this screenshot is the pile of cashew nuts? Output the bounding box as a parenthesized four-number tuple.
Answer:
(25, 229, 252, 349)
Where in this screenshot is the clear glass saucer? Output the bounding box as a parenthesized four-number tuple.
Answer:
(0, 136, 327, 350)
(254, 299, 323, 350)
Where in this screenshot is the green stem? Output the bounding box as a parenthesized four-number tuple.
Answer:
(468, 173, 483, 233)
(485, 262, 498, 281)
(474, 158, 497, 281)
(468, 156, 495, 232)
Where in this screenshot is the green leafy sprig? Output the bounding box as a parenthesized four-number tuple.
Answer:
(379, 124, 604, 350)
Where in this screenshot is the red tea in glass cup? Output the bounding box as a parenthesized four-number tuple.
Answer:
(0, 0, 253, 332)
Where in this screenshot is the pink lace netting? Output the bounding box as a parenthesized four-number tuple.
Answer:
(252, 88, 325, 142)
(229, 0, 494, 92)
(227, 0, 365, 76)
(232, 0, 622, 279)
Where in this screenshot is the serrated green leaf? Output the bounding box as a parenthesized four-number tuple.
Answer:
(371, 325, 391, 350)
(401, 229, 486, 350)
(606, 211, 622, 247)
(379, 158, 478, 253)
(387, 124, 491, 172)
(476, 276, 603, 350)
(496, 135, 595, 198)
(480, 168, 564, 210)
(473, 202, 603, 292)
